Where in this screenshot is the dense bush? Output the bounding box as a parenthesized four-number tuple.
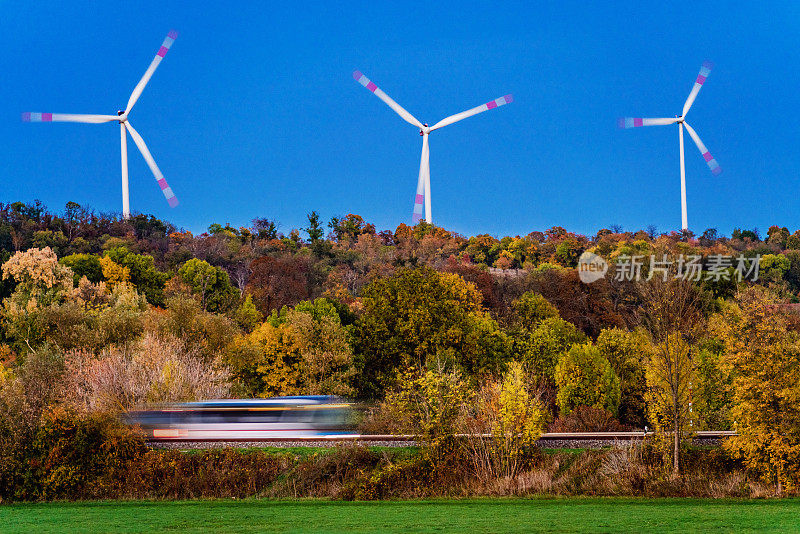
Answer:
(549, 406, 628, 432)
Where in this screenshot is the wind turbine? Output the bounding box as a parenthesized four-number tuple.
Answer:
(22, 31, 180, 219)
(352, 70, 512, 224)
(618, 62, 721, 231)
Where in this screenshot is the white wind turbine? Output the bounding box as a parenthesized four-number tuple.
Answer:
(618, 62, 722, 231)
(353, 70, 512, 224)
(23, 31, 180, 219)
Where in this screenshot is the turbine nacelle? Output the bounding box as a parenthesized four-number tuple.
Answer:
(419, 124, 430, 136)
(117, 111, 129, 122)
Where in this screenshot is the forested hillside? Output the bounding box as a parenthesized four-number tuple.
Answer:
(2, 199, 800, 498)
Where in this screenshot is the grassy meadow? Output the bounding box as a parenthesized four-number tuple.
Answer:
(1, 498, 798, 533)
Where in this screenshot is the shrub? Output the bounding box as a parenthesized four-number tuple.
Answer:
(28, 407, 146, 500)
(379, 365, 469, 444)
(146, 293, 239, 360)
(549, 406, 628, 432)
(64, 333, 229, 413)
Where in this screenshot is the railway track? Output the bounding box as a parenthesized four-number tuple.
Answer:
(148, 430, 737, 449)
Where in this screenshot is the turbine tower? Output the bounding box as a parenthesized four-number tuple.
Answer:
(353, 70, 512, 224)
(618, 62, 721, 231)
(23, 31, 180, 219)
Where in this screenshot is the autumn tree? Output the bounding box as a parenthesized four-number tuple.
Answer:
(461, 361, 549, 480)
(225, 298, 355, 397)
(98, 256, 131, 289)
(246, 255, 313, 314)
(512, 291, 559, 330)
(527, 268, 628, 338)
(442, 256, 502, 312)
(714, 288, 800, 494)
(640, 277, 704, 476)
(1, 247, 74, 352)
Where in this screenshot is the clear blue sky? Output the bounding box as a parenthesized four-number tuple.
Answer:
(2, 1, 798, 238)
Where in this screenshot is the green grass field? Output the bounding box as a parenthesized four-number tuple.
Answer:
(1, 498, 799, 533)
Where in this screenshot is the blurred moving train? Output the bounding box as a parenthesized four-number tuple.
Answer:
(125, 396, 354, 440)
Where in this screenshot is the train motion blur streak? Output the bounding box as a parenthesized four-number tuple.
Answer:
(125, 396, 355, 440)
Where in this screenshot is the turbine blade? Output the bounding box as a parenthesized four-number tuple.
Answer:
(22, 113, 119, 124)
(123, 122, 179, 207)
(430, 95, 513, 131)
(352, 70, 423, 129)
(125, 30, 178, 114)
(683, 122, 722, 175)
(617, 117, 679, 129)
(682, 61, 713, 117)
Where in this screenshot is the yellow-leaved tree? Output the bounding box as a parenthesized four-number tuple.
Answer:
(98, 256, 130, 289)
(463, 361, 549, 481)
(712, 287, 800, 494)
(1, 247, 74, 352)
(225, 298, 355, 397)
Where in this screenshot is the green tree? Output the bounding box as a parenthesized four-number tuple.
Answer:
(555, 343, 620, 416)
(252, 218, 279, 240)
(595, 327, 649, 428)
(304, 211, 330, 256)
(328, 214, 375, 242)
(355, 266, 509, 397)
(232, 294, 262, 333)
(60, 253, 103, 285)
(759, 254, 790, 284)
(177, 258, 236, 312)
(103, 247, 168, 306)
(515, 317, 587, 381)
